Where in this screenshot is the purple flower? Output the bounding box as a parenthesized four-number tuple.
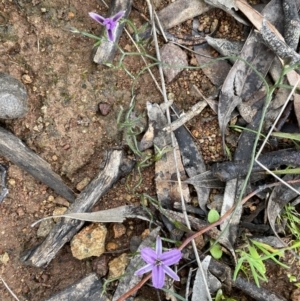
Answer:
(89, 11, 125, 42)
(134, 236, 182, 289)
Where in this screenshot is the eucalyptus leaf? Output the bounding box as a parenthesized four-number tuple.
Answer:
(32, 205, 150, 227)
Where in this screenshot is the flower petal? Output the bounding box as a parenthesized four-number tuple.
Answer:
(162, 265, 180, 281)
(140, 247, 157, 264)
(88, 12, 105, 25)
(152, 265, 165, 289)
(156, 236, 162, 256)
(107, 28, 115, 42)
(160, 249, 182, 265)
(134, 263, 153, 276)
(112, 10, 125, 22)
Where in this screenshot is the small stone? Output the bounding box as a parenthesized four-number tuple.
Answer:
(108, 253, 129, 279)
(21, 74, 33, 84)
(124, 44, 132, 52)
(141, 229, 150, 239)
(47, 195, 54, 202)
(37, 218, 54, 237)
(0, 73, 28, 119)
(93, 255, 109, 277)
(130, 236, 142, 253)
(192, 129, 199, 138)
(112, 223, 126, 238)
(53, 197, 70, 207)
(71, 223, 107, 260)
(160, 43, 188, 83)
(190, 57, 198, 66)
(106, 241, 118, 251)
(8, 178, 15, 186)
(291, 288, 300, 301)
(52, 206, 68, 222)
(0, 252, 9, 264)
(17, 207, 25, 216)
(76, 177, 91, 191)
(98, 102, 112, 116)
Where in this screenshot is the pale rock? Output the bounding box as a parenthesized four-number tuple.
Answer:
(52, 206, 68, 222)
(0, 73, 28, 119)
(108, 253, 129, 279)
(160, 43, 188, 83)
(36, 218, 54, 237)
(0, 252, 9, 264)
(71, 223, 107, 260)
(112, 223, 126, 238)
(76, 177, 91, 191)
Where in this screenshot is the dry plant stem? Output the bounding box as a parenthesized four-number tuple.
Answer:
(255, 160, 300, 196)
(0, 277, 20, 301)
(254, 79, 300, 195)
(115, 274, 151, 301)
(256, 77, 300, 158)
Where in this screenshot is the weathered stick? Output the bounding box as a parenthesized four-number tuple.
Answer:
(21, 149, 134, 267)
(43, 273, 104, 301)
(211, 149, 300, 182)
(0, 126, 75, 202)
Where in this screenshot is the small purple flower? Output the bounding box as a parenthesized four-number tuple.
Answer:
(134, 236, 182, 289)
(89, 11, 125, 42)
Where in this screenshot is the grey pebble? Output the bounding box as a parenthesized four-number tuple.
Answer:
(0, 72, 28, 119)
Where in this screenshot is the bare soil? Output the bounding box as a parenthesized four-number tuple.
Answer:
(0, 1, 299, 301)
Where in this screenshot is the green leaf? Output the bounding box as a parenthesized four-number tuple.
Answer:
(271, 132, 300, 142)
(208, 208, 220, 223)
(210, 242, 223, 259)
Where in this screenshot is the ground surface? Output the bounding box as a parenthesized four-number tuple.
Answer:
(0, 0, 299, 301)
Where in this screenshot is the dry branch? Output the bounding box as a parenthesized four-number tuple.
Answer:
(0, 126, 75, 202)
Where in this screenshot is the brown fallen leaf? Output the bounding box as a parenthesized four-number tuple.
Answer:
(235, 0, 284, 40)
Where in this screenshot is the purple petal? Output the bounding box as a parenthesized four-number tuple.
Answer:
(107, 28, 115, 42)
(112, 10, 125, 22)
(134, 263, 153, 276)
(152, 265, 165, 289)
(140, 247, 157, 264)
(160, 249, 182, 265)
(156, 236, 162, 256)
(89, 12, 105, 25)
(162, 265, 180, 281)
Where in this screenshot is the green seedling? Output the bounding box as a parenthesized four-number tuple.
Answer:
(207, 209, 223, 259)
(282, 204, 300, 240)
(231, 124, 300, 147)
(117, 99, 149, 191)
(233, 238, 292, 287)
(288, 273, 300, 288)
(214, 289, 238, 301)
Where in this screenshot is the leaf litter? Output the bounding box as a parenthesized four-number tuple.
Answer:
(2, 0, 300, 301)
